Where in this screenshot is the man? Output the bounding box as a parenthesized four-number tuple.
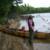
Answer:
(27, 15, 34, 46)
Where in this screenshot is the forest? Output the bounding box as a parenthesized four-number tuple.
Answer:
(0, 0, 50, 24)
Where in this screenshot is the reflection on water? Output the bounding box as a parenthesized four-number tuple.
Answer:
(34, 43, 50, 50)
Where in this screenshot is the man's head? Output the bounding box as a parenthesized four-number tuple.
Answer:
(28, 16, 32, 19)
(28, 15, 34, 19)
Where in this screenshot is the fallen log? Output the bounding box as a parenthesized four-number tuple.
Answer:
(0, 26, 29, 39)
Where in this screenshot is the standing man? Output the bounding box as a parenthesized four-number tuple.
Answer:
(27, 15, 34, 48)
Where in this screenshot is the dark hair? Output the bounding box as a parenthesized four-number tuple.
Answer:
(28, 16, 32, 19)
(28, 15, 34, 19)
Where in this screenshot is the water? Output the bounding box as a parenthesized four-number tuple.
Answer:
(34, 43, 50, 50)
(19, 13, 50, 33)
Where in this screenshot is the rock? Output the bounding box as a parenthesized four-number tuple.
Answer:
(0, 32, 30, 50)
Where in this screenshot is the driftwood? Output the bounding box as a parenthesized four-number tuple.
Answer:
(0, 26, 31, 50)
(0, 26, 50, 39)
(0, 25, 50, 50)
(0, 26, 29, 38)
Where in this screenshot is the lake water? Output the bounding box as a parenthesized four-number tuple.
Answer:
(33, 43, 50, 50)
(19, 13, 50, 33)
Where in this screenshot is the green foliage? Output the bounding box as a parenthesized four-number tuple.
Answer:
(0, 0, 50, 24)
(18, 5, 50, 14)
(0, 0, 15, 24)
(14, 4, 50, 14)
(0, 0, 14, 16)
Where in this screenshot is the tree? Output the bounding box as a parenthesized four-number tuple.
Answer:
(0, 0, 20, 24)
